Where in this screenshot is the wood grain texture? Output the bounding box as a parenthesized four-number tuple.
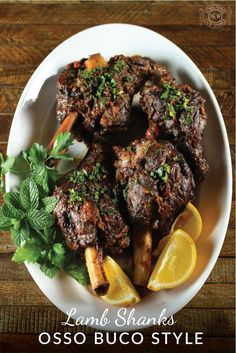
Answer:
(0, 306, 234, 335)
(0, 87, 234, 120)
(0, 280, 234, 308)
(0, 220, 235, 256)
(0, 66, 234, 89)
(0, 2, 234, 26)
(0, 44, 234, 68)
(0, 24, 234, 47)
(0, 1, 234, 352)
(0, 255, 234, 283)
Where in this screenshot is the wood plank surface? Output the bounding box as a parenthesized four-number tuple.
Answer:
(0, 24, 234, 47)
(0, 2, 234, 26)
(0, 66, 234, 89)
(1, 254, 235, 283)
(0, 45, 234, 68)
(0, 306, 234, 336)
(0, 1, 235, 352)
(0, 86, 234, 112)
(0, 280, 234, 308)
(0, 223, 235, 257)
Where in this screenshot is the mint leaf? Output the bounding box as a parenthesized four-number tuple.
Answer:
(0, 153, 15, 192)
(19, 222, 30, 241)
(65, 263, 90, 285)
(40, 262, 59, 278)
(28, 143, 47, 165)
(12, 238, 41, 263)
(0, 208, 12, 230)
(64, 254, 90, 285)
(33, 164, 58, 195)
(11, 218, 21, 230)
(34, 164, 50, 197)
(20, 178, 39, 210)
(48, 243, 65, 267)
(11, 222, 30, 246)
(8, 153, 31, 176)
(27, 209, 55, 229)
(46, 168, 59, 189)
(49, 132, 73, 158)
(1, 155, 15, 174)
(42, 196, 58, 213)
(4, 191, 22, 209)
(40, 227, 57, 245)
(2, 202, 24, 220)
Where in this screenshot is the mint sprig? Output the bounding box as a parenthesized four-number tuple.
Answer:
(0, 153, 15, 192)
(20, 178, 39, 210)
(0, 132, 89, 285)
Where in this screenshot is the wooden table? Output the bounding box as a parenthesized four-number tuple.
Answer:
(0, 2, 234, 352)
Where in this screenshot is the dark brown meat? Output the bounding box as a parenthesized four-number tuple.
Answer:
(114, 138, 195, 236)
(56, 54, 169, 139)
(53, 144, 129, 254)
(140, 81, 209, 180)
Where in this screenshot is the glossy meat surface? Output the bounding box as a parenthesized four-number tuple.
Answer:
(53, 144, 130, 254)
(140, 80, 209, 180)
(114, 138, 195, 236)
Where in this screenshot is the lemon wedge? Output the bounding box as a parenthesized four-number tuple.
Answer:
(153, 234, 172, 258)
(171, 202, 202, 242)
(148, 229, 197, 291)
(153, 202, 202, 258)
(102, 256, 140, 306)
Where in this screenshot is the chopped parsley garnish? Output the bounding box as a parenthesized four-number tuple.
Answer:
(160, 82, 181, 100)
(90, 163, 106, 182)
(77, 60, 128, 106)
(68, 163, 108, 204)
(167, 103, 176, 118)
(93, 186, 106, 202)
(150, 163, 171, 183)
(184, 113, 193, 125)
(69, 163, 106, 184)
(69, 169, 88, 184)
(113, 59, 128, 72)
(69, 189, 83, 204)
(161, 83, 194, 125)
(80, 66, 103, 80)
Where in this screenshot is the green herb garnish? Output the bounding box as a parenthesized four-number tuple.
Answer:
(113, 59, 128, 72)
(150, 163, 171, 183)
(161, 83, 194, 125)
(167, 103, 176, 118)
(0, 133, 89, 285)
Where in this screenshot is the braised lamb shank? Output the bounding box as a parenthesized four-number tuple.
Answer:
(56, 54, 169, 139)
(114, 137, 195, 237)
(140, 80, 209, 180)
(114, 136, 195, 286)
(52, 53, 209, 291)
(53, 143, 129, 294)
